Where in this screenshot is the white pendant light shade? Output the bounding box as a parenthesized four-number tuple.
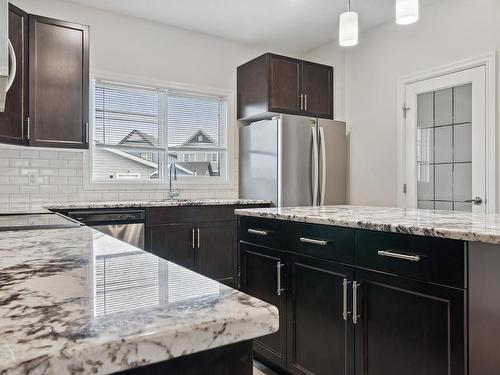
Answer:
(339, 11, 358, 47)
(396, 0, 419, 25)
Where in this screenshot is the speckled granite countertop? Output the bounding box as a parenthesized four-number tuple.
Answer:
(234, 205, 500, 244)
(0, 226, 278, 375)
(46, 199, 271, 210)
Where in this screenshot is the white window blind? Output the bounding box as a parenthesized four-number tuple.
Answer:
(167, 92, 227, 177)
(91, 79, 228, 182)
(92, 80, 166, 181)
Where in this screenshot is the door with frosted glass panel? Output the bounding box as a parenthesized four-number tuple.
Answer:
(405, 67, 486, 213)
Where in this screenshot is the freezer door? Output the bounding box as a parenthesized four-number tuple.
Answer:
(279, 115, 317, 207)
(239, 119, 279, 205)
(318, 119, 347, 205)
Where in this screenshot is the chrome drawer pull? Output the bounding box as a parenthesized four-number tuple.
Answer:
(352, 281, 360, 325)
(377, 250, 421, 262)
(276, 261, 285, 296)
(342, 278, 350, 321)
(300, 237, 328, 246)
(248, 228, 270, 236)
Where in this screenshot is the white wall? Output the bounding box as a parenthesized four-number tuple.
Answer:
(304, 0, 500, 208)
(1, 0, 277, 211)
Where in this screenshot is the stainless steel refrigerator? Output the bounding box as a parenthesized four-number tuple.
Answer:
(239, 114, 346, 207)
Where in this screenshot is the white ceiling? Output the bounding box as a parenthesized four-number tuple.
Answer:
(65, 0, 439, 54)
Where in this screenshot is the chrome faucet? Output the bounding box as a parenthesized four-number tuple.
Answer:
(168, 162, 180, 200)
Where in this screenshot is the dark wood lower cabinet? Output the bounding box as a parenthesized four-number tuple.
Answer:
(146, 224, 195, 270)
(354, 269, 465, 375)
(240, 242, 287, 370)
(196, 221, 237, 287)
(287, 254, 354, 375)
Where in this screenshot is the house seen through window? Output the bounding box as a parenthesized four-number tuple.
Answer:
(91, 80, 227, 182)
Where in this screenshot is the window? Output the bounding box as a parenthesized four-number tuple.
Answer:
(91, 80, 228, 183)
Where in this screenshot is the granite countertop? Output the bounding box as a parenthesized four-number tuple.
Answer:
(0, 226, 278, 374)
(0, 213, 82, 231)
(46, 199, 271, 210)
(234, 205, 500, 244)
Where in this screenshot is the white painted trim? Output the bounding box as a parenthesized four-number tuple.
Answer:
(397, 53, 497, 212)
(83, 70, 237, 192)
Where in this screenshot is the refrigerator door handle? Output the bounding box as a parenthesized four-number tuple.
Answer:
(311, 127, 319, 206)
(319, 126, 327, 206)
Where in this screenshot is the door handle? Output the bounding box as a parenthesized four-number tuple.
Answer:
(276, 261, 285, 296)
(342, 278, 351, 321)
(192, 228, 195, 249)
(304, 94, 308, 111)
(319, 126, 326, 206)
(300, 93, 304, 110)
(352, 281, 360, 324)
(311, 127, 319, 206)
(247, 228, 271, 236)
(299, 237, 328, 246)
(463, 196, 483, 205)
(197, 228, 200, 249)
(6, 40, 16, 92)
(377, 250, 421, 262)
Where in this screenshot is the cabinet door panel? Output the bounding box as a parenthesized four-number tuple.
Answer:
(302, 61, 333, 119)
(355, 269, 465, 375)
(146, 224, 195, 270)
(0, 4, 28, 145)
(269, 55, 301, 114)
(197, 221, 237, 287)
(29, 15, 89, 148)
(240, 242, 287, 369)
(287, 254, 354, 375)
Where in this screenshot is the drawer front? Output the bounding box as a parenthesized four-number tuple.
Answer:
(239, 217, 286, 250)
(287, 222, 354, 263)
(355, 230, 466, 288)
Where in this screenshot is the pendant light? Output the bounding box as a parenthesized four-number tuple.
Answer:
(396, 0, 419, 25)
(339, 0, 358, 47)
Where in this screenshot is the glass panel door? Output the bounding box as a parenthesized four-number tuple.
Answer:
(416, 84, 473, 211)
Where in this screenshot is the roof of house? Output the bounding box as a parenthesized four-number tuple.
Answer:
(119, 129, 159, 148)
(176, 162, 214, 176)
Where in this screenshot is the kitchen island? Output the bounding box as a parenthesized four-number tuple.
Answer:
(0, 224, 278, 374)
(235, 205, 500, 375)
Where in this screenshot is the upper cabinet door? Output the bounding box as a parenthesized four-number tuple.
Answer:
(268, 54, 302, 115)
(302, 61, 334, 119)
(28, 16, 89, 148)
(0, 4, 28, 145)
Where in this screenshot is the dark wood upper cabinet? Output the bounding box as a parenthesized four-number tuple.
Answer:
(301, 61, 333, 119)
(28, 15, 89, 148)
(0, 4, 28, 145)
(237, 53, 334, 122)
(268, 55, 302, 115)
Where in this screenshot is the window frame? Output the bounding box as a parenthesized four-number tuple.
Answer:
(84, 72, 235, 192)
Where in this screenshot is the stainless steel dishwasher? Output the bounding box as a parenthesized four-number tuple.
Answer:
(68, 209, 145, 249)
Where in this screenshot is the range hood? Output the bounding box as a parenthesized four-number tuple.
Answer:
(0, 0, 16, 112)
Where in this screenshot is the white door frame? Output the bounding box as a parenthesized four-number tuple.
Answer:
(397, 53, 497, 213)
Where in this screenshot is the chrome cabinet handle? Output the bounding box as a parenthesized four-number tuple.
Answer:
(342, 278, 350, 321)
(192, 228, 195, 249)
(85, 122, 89, 143)
(276, 261, 285, 296)
(304, 94, 308, 111)
(463, 196, 483, 205)
(300, 94, 304, 110)
(377, 250, 420, 262)
(352, 281, 359, 324)
(300, 237, 328, 246)
(197, 228, 200, 249)
(248, 228, 270, 236)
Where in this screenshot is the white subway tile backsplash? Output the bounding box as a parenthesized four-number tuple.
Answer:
(19, 150, 40, 159)
(50, 160, 68, 169)
(0, 145, 239, 211)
